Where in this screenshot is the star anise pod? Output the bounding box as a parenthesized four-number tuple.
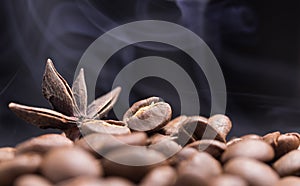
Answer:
(9, 59, 130, 140)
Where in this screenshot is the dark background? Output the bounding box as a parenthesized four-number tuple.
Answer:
(0, 0, 300, 146)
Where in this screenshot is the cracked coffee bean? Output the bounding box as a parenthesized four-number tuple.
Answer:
(41, 147, 102, 183)
(224, 157, 279, 186)
(15, 134, 73, 155)
(221, 139, 274, 163)
(123, 97, 172, 132)
(273, 150, 300, 177)
(263, 131, 300, 159)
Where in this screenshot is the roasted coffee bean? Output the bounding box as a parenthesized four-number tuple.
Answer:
(76, 132, 148, 157)
(14, 174, 52, 186)
(162, 115, 188, 136)
(148, 135, 182, 157)
(100, 177, 135, 186)
(81, 119, 130, 136)
(16, 134, 73, 155)
(56, 176, 103, 186)
(0, 153, 42, 186)
(176, 152, 222, 186)
(207, 174, 248, 186)
(207, 114, 232, 142)
(123, 97, 172, 132)
(226, 138, 242, 147)
(263, 132, 300, 159)
(41, 147, 102, 183)
(221, 139, 274, 163)
(187, 139, 226, 159)
(102, 147, 165, 183)
(168, 147, 198, 166)
(275, 176, 300, 186)
(140, 166, 177, 186)
(273, 150, 300, 177)
(224, 157, 279, 186)
(0, 147, 15, 163)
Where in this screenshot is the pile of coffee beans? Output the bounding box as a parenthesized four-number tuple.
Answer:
(1, 97, 300, 186)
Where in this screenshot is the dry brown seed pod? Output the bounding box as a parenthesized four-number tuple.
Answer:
(224, 157, 279, 186)
(80, 119, 130, 136)
(14, 174, 52, 186)
(177, 152, 222, 181)
(140, 166, 177, 186)
(41, 147, 102, 183)
(186, 139, 226, 159)
(221, 139, 274, 163)
(263, 132, 300, 159)
(0, 153, 42, 186)
(76, 132, 148, 157)
(207, 174, 248, 186)
(123, 97, 172, 132)
(273, 150, 300, 177)
(102, 147, 165, 183)
(0, 147, 15, 163)
(15, 134, 73, 155)
(275, 176, 300, 186)
(55, 176, 103, 186)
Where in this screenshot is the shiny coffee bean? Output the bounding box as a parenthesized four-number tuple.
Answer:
(103, 147, 165, 183)
(176, 152, 222, 186)
(56, 176, 103, 186)
(273, 150, 300, 177)
(162, 115, 188, 136)
(123, 97, 172, 132)
(140, 166, 177, 186)
(0, 147, 15, 163)
(224, 157, 279, 186)
(187, 139, 226, 159)
(168, 147, 198, 166)
(241, 134, 262, 140)
(16, 134, 73, 155)
(81, 120, 130, 136)
(41, 147, 102, 183)
(207, 174, 248, 186)
(221, 139, 274, 163)
(14, 174, 52, 186)
(263, 132, 300, 159)
(275, 176, 300, 186)
(226, 138, 242, 147)
(0, 153, 42, 186)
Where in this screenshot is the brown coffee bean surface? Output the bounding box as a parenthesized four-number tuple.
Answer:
(14, 174, 52, 186)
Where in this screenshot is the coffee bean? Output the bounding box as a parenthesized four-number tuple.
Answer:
(263, 132, 300, 159)
(140, 166, 177, 186)
(241, 134, 262, 140)
(224, 157, 279, 186)
(162, 115, 188, 136)
(102, 147, 165, 183)
(273, 150, 300, 177)
(207, 174, 247, 186)
(101, 177, 135, 186)
(207, 114, 232, 142)
(168, 147, 198, 166)
(14, 174, 52, 186)
(226, 138, 242, 147)
(123, 97, 172, 132)
(76, 132, 148, 157)
(15, 134, 73, 155)
(221, 139, 274, 163)
(0, 147, 15, 163)
(0, 153, 42, 186)
(187, 139, 226, 159)
(275, 176, 300, 186)
(148, 135, 182, 157)
(81, 119, 130, 136)
(176, 152, 222, 185)
(56, 176, 103, 186)
(41, 147, 102, 183)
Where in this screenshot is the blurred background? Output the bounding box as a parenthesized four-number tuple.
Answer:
(0, 0, 300, 146)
